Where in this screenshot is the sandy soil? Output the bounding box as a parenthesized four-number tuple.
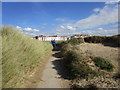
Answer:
(36, 51, 70, 88)
(78, 43, 119, 73)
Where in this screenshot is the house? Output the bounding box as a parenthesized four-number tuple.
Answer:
(35, 35, 68, 41)
(71, 34, 90, 38)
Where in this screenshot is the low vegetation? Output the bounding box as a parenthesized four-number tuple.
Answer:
(60, 40, 115, 78)
(1, 26, 52, 88)
(58, 37, 117, 88)
(67, 38, 84, 45)
(57, 38, 84, 56)
(84, 36, 120, 47)
(93, 57, 114, 72)
(58, 39, 99, 79)
(63, 50, 98, 79)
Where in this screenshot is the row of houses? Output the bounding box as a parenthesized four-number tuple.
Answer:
(35, 35, 68, 41)
(35, 34, 91, 41)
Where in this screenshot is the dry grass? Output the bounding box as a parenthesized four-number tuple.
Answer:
(1, 26, 52, 88)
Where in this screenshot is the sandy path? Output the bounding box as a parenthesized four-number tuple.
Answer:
(36, 51, 70, 88)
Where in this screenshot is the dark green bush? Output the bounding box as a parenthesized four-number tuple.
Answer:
(56, 41, 69, 51)
(70, 62, 98, 79)
(84, 36, 106, 43)
(63, 50, 79, 66)
(63, 50, 98, 79)
(84, 36, 120, 47)
(93, 57, 114, 72)
(103, 36, 120, 47)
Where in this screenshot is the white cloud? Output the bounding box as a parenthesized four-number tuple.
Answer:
(75, 4, 118, 29)
(105, 0, 119, 4)
(78, 29, 118, 36)
(53, 4, 118, 36)
(16, 26, 21, 29)
(24, 27, 32, 31)
(33, 29, 39, 32)
(16, 26, 39, 32)
(66, 26, 76, 31)
(59, 25, 77, 32)
(93, 8, 101, 12)
(98, 28, 104, 30)
(16, 26, 40, 36)
(60, 25, 65, 29)
(109, 24, 118, 28)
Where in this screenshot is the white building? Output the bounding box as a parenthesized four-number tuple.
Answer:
(36, 36, 68, 41)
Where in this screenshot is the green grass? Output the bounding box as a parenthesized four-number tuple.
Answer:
(1, 26, 52, 88)
(93, 57, 114, 72)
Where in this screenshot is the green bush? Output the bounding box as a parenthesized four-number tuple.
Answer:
(70, 61, 98, 79)
(84, 36, 106, 43)
(93, 57, 114, 72)
(63, 50, 98, 79)
(58, 38, 98, 79)
(103, 36, 120, 47)
(57, 38, 84, 57)
(67, 38, 84, 45)
(84, 36, 120, 47)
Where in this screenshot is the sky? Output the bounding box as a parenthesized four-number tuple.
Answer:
(2, 1, 119, 36)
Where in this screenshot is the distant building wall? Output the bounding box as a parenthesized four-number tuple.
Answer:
(37, 36, 67, 41)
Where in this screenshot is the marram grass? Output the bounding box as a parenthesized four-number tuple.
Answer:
(1, 26, 52, 88)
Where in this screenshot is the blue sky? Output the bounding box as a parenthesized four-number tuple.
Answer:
(2, 2, 119, 36)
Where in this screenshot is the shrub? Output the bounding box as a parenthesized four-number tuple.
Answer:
(84, 36, 120, 47)
(103, 36, 120, 47)
(84, 36, 106, 43)
(67, 38, 84, 45)
(93, 57, 114, 72)
(63, 50, 98, 79)
(57, 38, 84, 57)
(58, 38, 98, 79)
(70, 61, 98, 79)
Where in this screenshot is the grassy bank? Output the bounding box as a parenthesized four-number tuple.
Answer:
(59, 39, 114, 77)
(59, 42, 99, 79)
(58, 38, 117, 88)
(1, 26, 52, 88)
